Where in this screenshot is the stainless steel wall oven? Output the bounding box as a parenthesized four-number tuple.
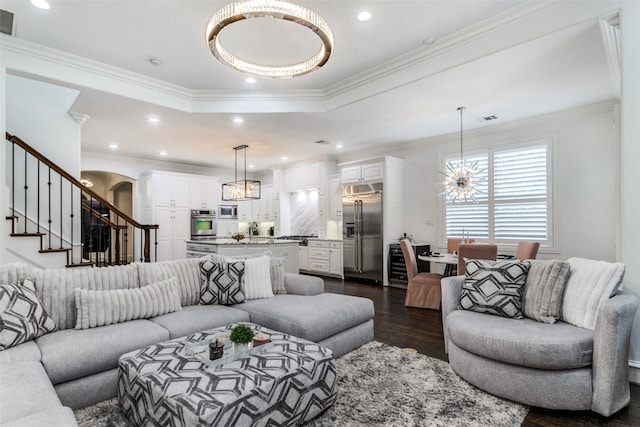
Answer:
(190, 209, 217, 240)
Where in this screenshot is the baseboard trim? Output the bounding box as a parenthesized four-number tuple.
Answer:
(628, 360, 640, 385)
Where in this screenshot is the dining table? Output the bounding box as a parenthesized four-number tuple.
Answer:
(417, 253, 459, 276)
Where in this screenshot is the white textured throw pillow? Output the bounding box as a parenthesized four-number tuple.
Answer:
(74, 277, 182, 329)
(243, 255, 274, 300)
(562, 257, 625, 329)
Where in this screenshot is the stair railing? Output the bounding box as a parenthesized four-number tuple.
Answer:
(5, 132, 158, 267)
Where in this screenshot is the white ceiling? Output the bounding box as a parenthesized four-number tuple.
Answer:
(1, 0, 616, 172)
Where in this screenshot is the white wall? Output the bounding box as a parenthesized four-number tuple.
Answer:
(620, 1, 640, 381)
(399, 103, 620, 261)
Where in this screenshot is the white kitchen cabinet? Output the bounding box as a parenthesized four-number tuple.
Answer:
(237, 200, 253, 221)
(298, 246, 308, 271)
(155, 206, 190, 261)
(148, 173, 190, 207)
(284, 162, 321, 192)
(216, 219, 238, 237)
(329, 241, 343, 277)
(304, 240, 342, 277)
(317, 194, 327, 239)
(138, 171, 219, 262)
(189, 177, 217, 209)
(329, 175, 342, 219)
(341, 161, 384, 184)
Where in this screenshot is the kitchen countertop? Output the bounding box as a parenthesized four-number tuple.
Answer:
(187, 239, 301, 245)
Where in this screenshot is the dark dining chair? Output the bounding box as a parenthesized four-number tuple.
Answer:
(401, 239, 443, 310)
(457, 244, 498, 276)
(515, 241, 540, 261)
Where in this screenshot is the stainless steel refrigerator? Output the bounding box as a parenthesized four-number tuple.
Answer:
(343, 182, 383, 284)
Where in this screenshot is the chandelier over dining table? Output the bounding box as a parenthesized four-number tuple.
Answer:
(440, 107, 485, 204)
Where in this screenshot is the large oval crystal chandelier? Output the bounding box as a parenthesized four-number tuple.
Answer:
(205, 0, 334, 79)
(440, 107, 485, 204)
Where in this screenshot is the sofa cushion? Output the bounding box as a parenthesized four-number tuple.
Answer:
(30, 264, 139, 330)
(271, 257, 286, 294)
(2, 407, 78, 427)
(0, 340, 41, 364)
(0, 280, 57, 350)
(199, 260, 246, 305)
(459, 259, 530, 319)
(0, 262, 29, 286)
(0, 361, 63, 424)
(562, 257, 625, 329)
(523, 260, 570, 324)
(149, 305, 250, 339)
(36, 319, 169, 384)
(446, 310, 594, 369)
(74, 276, 182, 329)
(238, 293, 375, 343)
(136, 259, 201, 307)
(243, 255, 274, 300)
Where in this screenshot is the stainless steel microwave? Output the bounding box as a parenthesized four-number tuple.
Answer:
(218, 204, 238, 219)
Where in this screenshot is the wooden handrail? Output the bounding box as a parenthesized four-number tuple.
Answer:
(81, 203, 127, 230)
(6, 132, 158, 230)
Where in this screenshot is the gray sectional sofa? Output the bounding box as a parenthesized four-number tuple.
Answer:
(0, 259, 375, 426)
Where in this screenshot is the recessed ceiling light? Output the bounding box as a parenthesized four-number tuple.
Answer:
(281, 156, 288, 161)
(149, 57, 163, 66)
(30, 0, 50, 10)
(357, 11, 372, 22)
(249, 164, 255, 168)
(108, 144, 118, 150)
(159, 151, 167, 156)
(422, 38, 435, 45)
(147, 116, 160, 124)
(245, 77, 257, 84)
(232, 117, 244, 124)
(336, 144, 344, 149)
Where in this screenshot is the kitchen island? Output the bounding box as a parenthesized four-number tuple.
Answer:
(186, 239, 300, 273)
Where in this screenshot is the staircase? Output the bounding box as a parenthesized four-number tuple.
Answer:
(5, 132, 158, 268)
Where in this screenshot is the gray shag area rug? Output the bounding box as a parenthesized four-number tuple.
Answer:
(75, 341, 528, 426)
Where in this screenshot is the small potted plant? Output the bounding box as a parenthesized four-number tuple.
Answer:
(229, 325, 254, 351)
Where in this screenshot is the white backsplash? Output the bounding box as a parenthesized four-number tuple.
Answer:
(290, 190, 319, 235)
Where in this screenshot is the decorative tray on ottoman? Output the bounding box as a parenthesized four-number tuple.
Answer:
(184, 332, 275, 369)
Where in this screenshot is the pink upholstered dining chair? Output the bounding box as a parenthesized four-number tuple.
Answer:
(515, 241, 540, 261)
(401, 239, 443, 310)
(447, 238, 475, 275)
(447, 238, 476, 254)
(457, 244, 498, 276)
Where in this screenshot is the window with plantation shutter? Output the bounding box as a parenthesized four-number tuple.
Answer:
(443, 141, 551, 247)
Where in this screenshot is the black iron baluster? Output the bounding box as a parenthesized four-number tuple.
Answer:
(11, 141, 15, 221)
(59, 175, 63, 249)
(47, 168, 52, 249)
(154, 229, 158, 262)
(23, 148, 28, 233)
(37, 160, 41, 234)
(69, 181, 74, 265)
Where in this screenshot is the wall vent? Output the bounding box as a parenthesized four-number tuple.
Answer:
(1, 9, 14, 36)
(314, 140, 331, 145)
(483, 115, 498, 121)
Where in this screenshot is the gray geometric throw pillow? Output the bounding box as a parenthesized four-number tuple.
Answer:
(199, 260, 245, 305)
(0, 280, 57, 350)
(459, 259, 531, 319)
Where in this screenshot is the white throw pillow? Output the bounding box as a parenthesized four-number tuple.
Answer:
(74, 276, 182, 329)
(562, 257, 625, 329)
(243, 255, 274, 300)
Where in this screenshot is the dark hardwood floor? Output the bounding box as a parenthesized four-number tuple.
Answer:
(322, 276, 640, 427)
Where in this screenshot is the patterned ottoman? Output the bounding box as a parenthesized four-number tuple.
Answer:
(118, 323, 337, 426)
